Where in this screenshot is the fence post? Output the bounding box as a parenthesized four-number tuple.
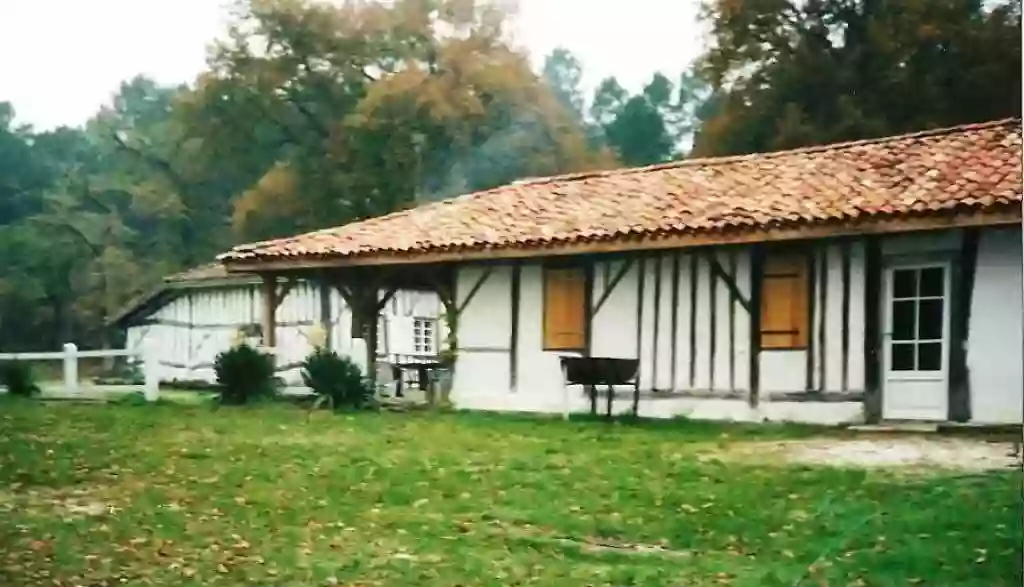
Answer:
(142, 338, 159, 402)
(62, 343, 79, 396)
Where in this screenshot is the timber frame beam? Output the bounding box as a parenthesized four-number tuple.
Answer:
(260, 275, 277, 348)
(258, 274, 301, 348)
(275, 277, 299, 311)
(323, 266, 404, 385)
(707, 253, 751, 313)
(256, 264, 428, 386)
(456, 267, 494, 314)
(592, 258, 634, 316)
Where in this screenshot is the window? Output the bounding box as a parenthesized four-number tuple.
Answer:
(760, 250, 810, 350)
(413, 318, 436, 354)
(888, 266, 946, 372)
(543, 266, 586, 350)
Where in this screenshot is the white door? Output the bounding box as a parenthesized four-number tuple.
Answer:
(882, 263, 951, 420)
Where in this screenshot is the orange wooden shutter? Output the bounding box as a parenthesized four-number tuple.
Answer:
(543, 268, 586, 350)
(760, 252, 810, 349)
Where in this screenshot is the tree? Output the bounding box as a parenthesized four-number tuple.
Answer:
(590, 73, 708, 166)
(0, 125, 101, 347)
(693, 0, 1023, 155)
(88, 76, 238, 267)
(0, 86, 199, 350)
(542, 47, 586, 122)
(181, 0, 612, 241)
(0, 103, 49, 225)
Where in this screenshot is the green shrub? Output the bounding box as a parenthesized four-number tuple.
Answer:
(301, 347, 372, 411)
(108, 391, 172, 407)
(213, 344, 276, 405)
(1, 362, 40, 397)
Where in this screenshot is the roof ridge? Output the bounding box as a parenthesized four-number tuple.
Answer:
(512, 117, 1023, 187)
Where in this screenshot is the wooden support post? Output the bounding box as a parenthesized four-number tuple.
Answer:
(261, 274, 278, 348)
(632, 255, 645, 417)
(365, 298, 379, 387)
(428, 267, 459, 408)
(862, 236, 883, 423)
(317, 276, 332, 350)
(510, 263, 521, 393)
(948, 228, 979, 422)
(748, 246, 763, 407)
(341, 275, 398, 390)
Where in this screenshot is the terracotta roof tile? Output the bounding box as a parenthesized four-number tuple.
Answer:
(165, 263, 232, 283)
(219, 119, 1022, 263)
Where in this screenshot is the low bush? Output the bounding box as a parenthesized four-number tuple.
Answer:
(165, 379, 221, 391)
(213, 345, 276, 405)
(1, 362, 41, 397)
(301, 347, 372, 411)
(108, 391, 173, 407)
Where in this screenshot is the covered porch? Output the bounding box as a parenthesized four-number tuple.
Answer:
(238, 261, 477, 398)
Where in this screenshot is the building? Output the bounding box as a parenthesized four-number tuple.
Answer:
(215, 119, 1023, 424)
(112, 263, 443, 385)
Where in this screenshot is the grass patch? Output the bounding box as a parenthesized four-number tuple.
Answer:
(0, 404, 1019, 586)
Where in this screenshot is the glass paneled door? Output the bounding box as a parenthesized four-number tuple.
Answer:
(882, 263, 951, 420)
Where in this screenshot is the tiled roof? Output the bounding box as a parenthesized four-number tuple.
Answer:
(165, 262, 238, 284)
(110, 263, 251, 327)
(219, 118, 1022, 264)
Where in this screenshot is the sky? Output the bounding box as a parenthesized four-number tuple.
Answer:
(0, 0, 704, 130)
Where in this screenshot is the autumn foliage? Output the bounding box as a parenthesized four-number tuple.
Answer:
(184, 0, 613, 241)
(0, 0, 1019, 352)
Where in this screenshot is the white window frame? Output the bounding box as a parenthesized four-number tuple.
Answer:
(412, 317, 436, 355)
(883, 262, 951, 379)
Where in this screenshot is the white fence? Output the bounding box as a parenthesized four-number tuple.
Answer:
(0, 338, 430, 401)
(0, 340, 160, 401)
(0, 341, 354, 401)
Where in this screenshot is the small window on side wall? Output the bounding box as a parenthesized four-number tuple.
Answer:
(543, 266, 586, 351)
(413, 318, 436, 355)
(760, 250, 810, 350)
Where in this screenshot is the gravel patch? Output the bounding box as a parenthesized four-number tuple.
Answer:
(784, 437, 1021, 471)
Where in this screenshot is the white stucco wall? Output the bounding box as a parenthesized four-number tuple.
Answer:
(761, 241, 866, 395)
(967, 227, 1023, 424)
(125, 284, 441, 385)
(450, 242, 866, 425)
(449, 226, 1023, 425)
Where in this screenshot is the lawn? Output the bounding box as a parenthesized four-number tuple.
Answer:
(0, 401, 1019, 586)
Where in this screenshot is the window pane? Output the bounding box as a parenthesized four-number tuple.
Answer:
(892, 300, 916, 341)
(893, 269, 917, 298)
(919, 267, 944, 297)
(891, 343, 915, 371)
(917, 342, 943, 371)
(917, 299, 944, 340)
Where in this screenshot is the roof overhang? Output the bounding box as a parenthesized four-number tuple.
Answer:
(221, 206, 1022, 273)
(108, 274, 263, 329)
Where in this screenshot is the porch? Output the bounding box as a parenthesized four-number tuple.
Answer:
(250, 264, 466, 399)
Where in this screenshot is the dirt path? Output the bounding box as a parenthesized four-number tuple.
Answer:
(717, 436, 1021, 472)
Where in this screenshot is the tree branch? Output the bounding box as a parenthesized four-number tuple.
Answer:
(110, 131, 193, 197)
